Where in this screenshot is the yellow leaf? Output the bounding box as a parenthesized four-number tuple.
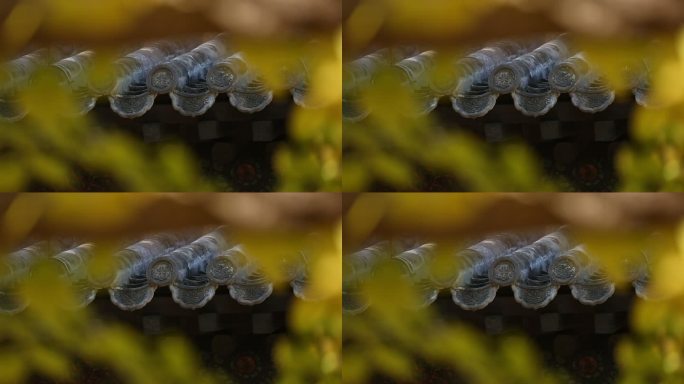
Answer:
(0, 352, 28, 384)
(29, 345, 72, 380)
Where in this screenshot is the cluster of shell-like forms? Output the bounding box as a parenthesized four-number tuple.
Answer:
(0, 228, 314, 313)
(343, 229, 652, 314)
(343, 36, 653, 122)
(0, 35, 315, 121)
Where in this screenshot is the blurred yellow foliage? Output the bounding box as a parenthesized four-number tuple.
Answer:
(0, 68, 212, 191)
(241, 32, 342, 191)
(343, 2, 684, 192)
(343, 64, 557, 191)
(0, 194, 342, 384)
(0, 0, 342, 192)
(341, 194, 684, 383)
(0, 41, 342, 191)
(343, 259, 560, 384)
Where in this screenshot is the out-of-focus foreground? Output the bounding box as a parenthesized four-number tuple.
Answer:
(0, 0, 341, 191)
(343, 0, 684, 191)
(0, 193, 341, 384)
(343, 194, 684, 383)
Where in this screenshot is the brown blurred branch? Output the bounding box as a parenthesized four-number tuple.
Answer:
(343, 193, 684, 249)
(0, 193, 341, 248)
(344, 0, 684, 56)
(0, 0, 340, 56)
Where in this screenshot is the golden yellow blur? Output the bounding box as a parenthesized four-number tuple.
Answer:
(0, 193, 342, 384)
(344, 194, 684, 383)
